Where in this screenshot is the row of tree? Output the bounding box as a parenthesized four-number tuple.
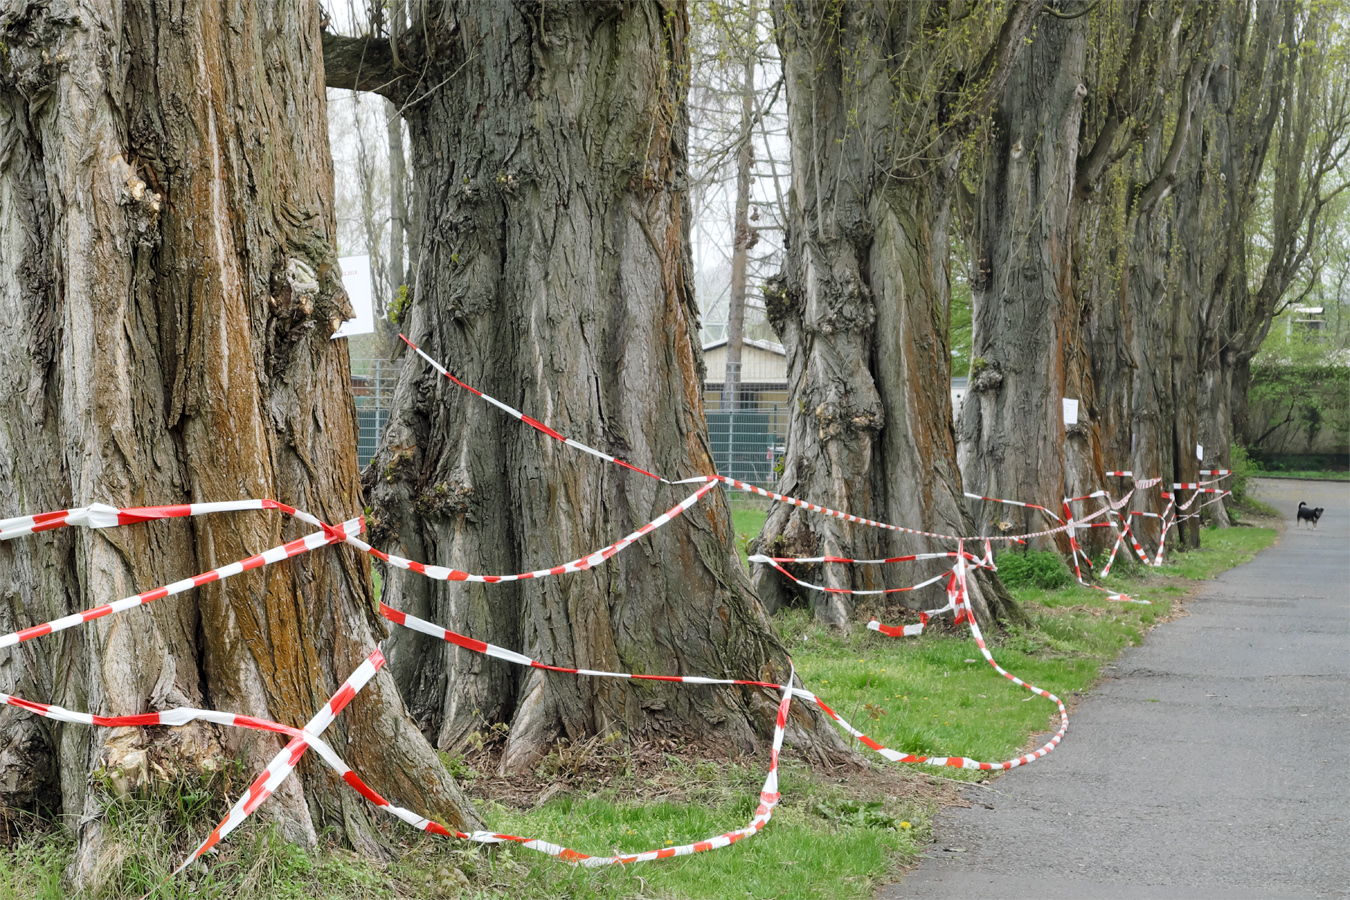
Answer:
(0, 0, 1340, 886)
(756, 0, 1347, 625)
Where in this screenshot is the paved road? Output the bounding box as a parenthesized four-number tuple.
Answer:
(881, 478, 1349, 900)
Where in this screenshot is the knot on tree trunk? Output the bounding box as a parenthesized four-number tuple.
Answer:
(763, 274, 799, 334)
(110, 153, 162, 247)
(813, 397, 883, 440)
(810, 271, 875, 336)
(970, 358, 1004, 392)
(762, 526, 820, 611)
(0, 4, 79, 97)
(413, 478, 475, 521)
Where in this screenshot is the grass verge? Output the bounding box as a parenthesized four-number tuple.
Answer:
(730, 494, 772, 566)
(1248, 469, 1350, 481)
(1, 525, 1275, 899)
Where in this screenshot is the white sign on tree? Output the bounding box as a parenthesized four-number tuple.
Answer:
(332, 255, 375, 339)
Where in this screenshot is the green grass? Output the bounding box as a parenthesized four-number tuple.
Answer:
(781, 525, 1275, 781)
(1252, 469, 1350, 480)
(730, 501, 769, 566)
(438, 777, 925, 900)
(1, 526, 1275, 899)
(0, 831, 71, 900)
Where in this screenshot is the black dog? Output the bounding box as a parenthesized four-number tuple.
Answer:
(1296, 501, 1324, 528)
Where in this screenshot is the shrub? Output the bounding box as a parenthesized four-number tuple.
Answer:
(995, 549, 1073, 590)
(1229, 442, 1262, 505)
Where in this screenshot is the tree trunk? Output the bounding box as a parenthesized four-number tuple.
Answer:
(723, 0, 758, 414)
(386, 99, 407, 311)
(1077, 4, 1219, 554)
(755, 1, 1038, 629)
(329, 2, 845, 773)
(957, 10, 1097, 551)
(352, 95, 389, 319)
(386, 0, 408, 320)
(0, 0, 475, 885)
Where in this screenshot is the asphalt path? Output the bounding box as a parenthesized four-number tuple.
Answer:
(880, 478, 1349, 900)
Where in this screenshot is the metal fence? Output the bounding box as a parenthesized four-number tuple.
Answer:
(351, 358, 401, 468)
(705, 405, 787, 488)
(348, 361, 787, 488)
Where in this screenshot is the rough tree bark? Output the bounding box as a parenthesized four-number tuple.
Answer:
(0, 0, 475, 884)
(956, 6, 1097, 550)
(324, 2, 846, 773)
(754, 0, 1041, 628)
(1077, 2, 1219, 552)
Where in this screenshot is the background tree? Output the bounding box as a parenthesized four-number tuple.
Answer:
(0, 0, 474, 884)
(1202, 1, 1350, 480)
(955, 0, 1096, 548)
(1078, 1, 1345, 542)
(325, 0, 415, 352)
(956, 1, 1212, 553)
(323, 1, 846, 773)
(1070, 1, 1220, 550)
(754, 0, 1041, 627)
(688, 0, 791, 359)
(690, 0, 777, 408)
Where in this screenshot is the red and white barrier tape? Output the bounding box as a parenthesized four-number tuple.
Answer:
(400, 334, 668, 483)
(865, 572, 962, 637)
(1059, 491, 1148, 602)
(755, 551, 962, 565)
(175, 648, 386, 875)
(1111, 509, 1153, 566)
(705, 475, 1115, 544)
(750, 558, 953, 597)
(0, 517, 362, 649)
(962, 492, 1063, 523)
(344, 481, 717, 584)
(356, 669, 788, 863)
(0, 498, 299, 542)
(379, 602, 786, 690)
(313, 667, 796, 866)
(0, 690, 303, 738)
(826, 548, 1068, 770)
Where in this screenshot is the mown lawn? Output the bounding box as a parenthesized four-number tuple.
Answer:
(0, 524, 1276, 900)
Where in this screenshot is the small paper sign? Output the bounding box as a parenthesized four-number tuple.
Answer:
(1196, 444, 1204, 461)
(1062, 399, 1079, 426)
(333, 255, 375, 339)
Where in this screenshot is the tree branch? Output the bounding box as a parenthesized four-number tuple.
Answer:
(1075, 0, 1154, 196)
(967, 0, 1048, 123)
(322, 31, 405, 97)
(1135, 50, 1213, 214)
(1043, 0, 1099, 20)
